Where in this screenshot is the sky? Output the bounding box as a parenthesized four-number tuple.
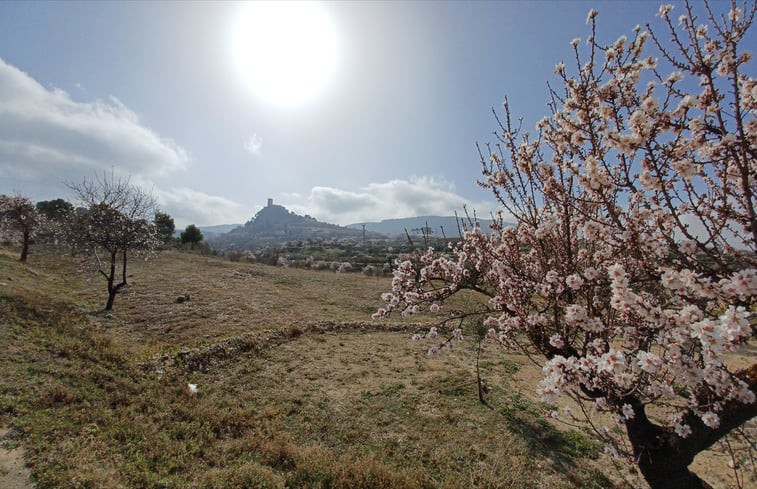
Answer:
(0, 1, 746, 227)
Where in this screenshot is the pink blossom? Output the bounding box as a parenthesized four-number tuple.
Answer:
(657, 5, 674, 18)
(545, 270, 560, 283)
(660, 270, 682, 290)
(675, 423, 692, 438)
(621, 404, 635, 419)
(680, 240, 697, 255)
(565, 274, 584, 289)
(607, 263, 625, 280)
(729, 7, 742, 22)
(537, 380, 560, 403)
(583, 267, 600, 280)
(701, 411, 720, 429)
(636, 351, 662, 374)
(564, 304, 588, 326)
(599, 349, 626, 374)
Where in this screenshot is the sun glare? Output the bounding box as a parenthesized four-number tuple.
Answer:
(231, 1, 338, 107)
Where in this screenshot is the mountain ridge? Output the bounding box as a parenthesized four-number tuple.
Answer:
(199, 224, 242, 237)
(205, 200, 506, 251)
(346, 215, 499, 236)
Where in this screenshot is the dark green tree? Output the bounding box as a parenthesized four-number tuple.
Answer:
(180, 224, 203, 250)
(36, 198, 74, 222)
(35, 199, 74, 244)
(153, 211, 175, 247)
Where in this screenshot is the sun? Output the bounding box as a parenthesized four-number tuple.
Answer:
(231, 1, 338, 107)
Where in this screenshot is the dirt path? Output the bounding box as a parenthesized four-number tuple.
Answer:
(0, 427, 34, 489)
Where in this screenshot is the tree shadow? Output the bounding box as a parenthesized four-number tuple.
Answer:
(499, 393, 614, 488)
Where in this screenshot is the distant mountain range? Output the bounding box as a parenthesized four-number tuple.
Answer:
(347, 215, 499, 237)
(204, 201, 507, 251)
(199, 224, 242, 238)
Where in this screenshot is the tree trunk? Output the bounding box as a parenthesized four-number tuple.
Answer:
(105, 250, 118, 311)
(650, 367, 754, 488)
(622, 382, 757, 489)
(121, 249, 128, 285)
(625, 409, 713, 489)
(105, 289, 117, 311)
(105, 281, 127, 311)
(104, 249, 129, 311)
(20, 230, 29, 262)
(636, 455, 713, 489)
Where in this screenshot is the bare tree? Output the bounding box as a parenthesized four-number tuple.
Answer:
(0, 194, 42, 262)
(67, 174, 158, 311)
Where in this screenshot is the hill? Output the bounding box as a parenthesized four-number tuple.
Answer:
(207, 200, 383, 251)
(347, 215, 501, 236)
(198, 224, 242, 238)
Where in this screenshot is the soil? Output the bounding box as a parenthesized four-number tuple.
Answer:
(0, 427, 33, 489)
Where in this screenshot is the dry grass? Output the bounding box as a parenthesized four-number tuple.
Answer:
(206, 330, 611, 488)
(57, 250, 397, 354)
(0, 246, 750, 488)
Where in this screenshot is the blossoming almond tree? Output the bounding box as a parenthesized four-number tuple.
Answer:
(376, 2, 756, 488)
(0, 194, 43, 262)
(67, 174, 159, 311)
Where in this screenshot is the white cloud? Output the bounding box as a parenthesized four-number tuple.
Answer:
(0, 57, 189, 188)
(284, 177, 496, 225)
(0, 57, 251, 228)
(150, 184, 252, 228)
(244, 133, 263, 156)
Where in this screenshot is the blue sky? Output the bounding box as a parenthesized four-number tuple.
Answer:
(0, 1, 740, 227)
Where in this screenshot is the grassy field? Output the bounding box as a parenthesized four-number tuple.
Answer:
(0, 247, 745, 488)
